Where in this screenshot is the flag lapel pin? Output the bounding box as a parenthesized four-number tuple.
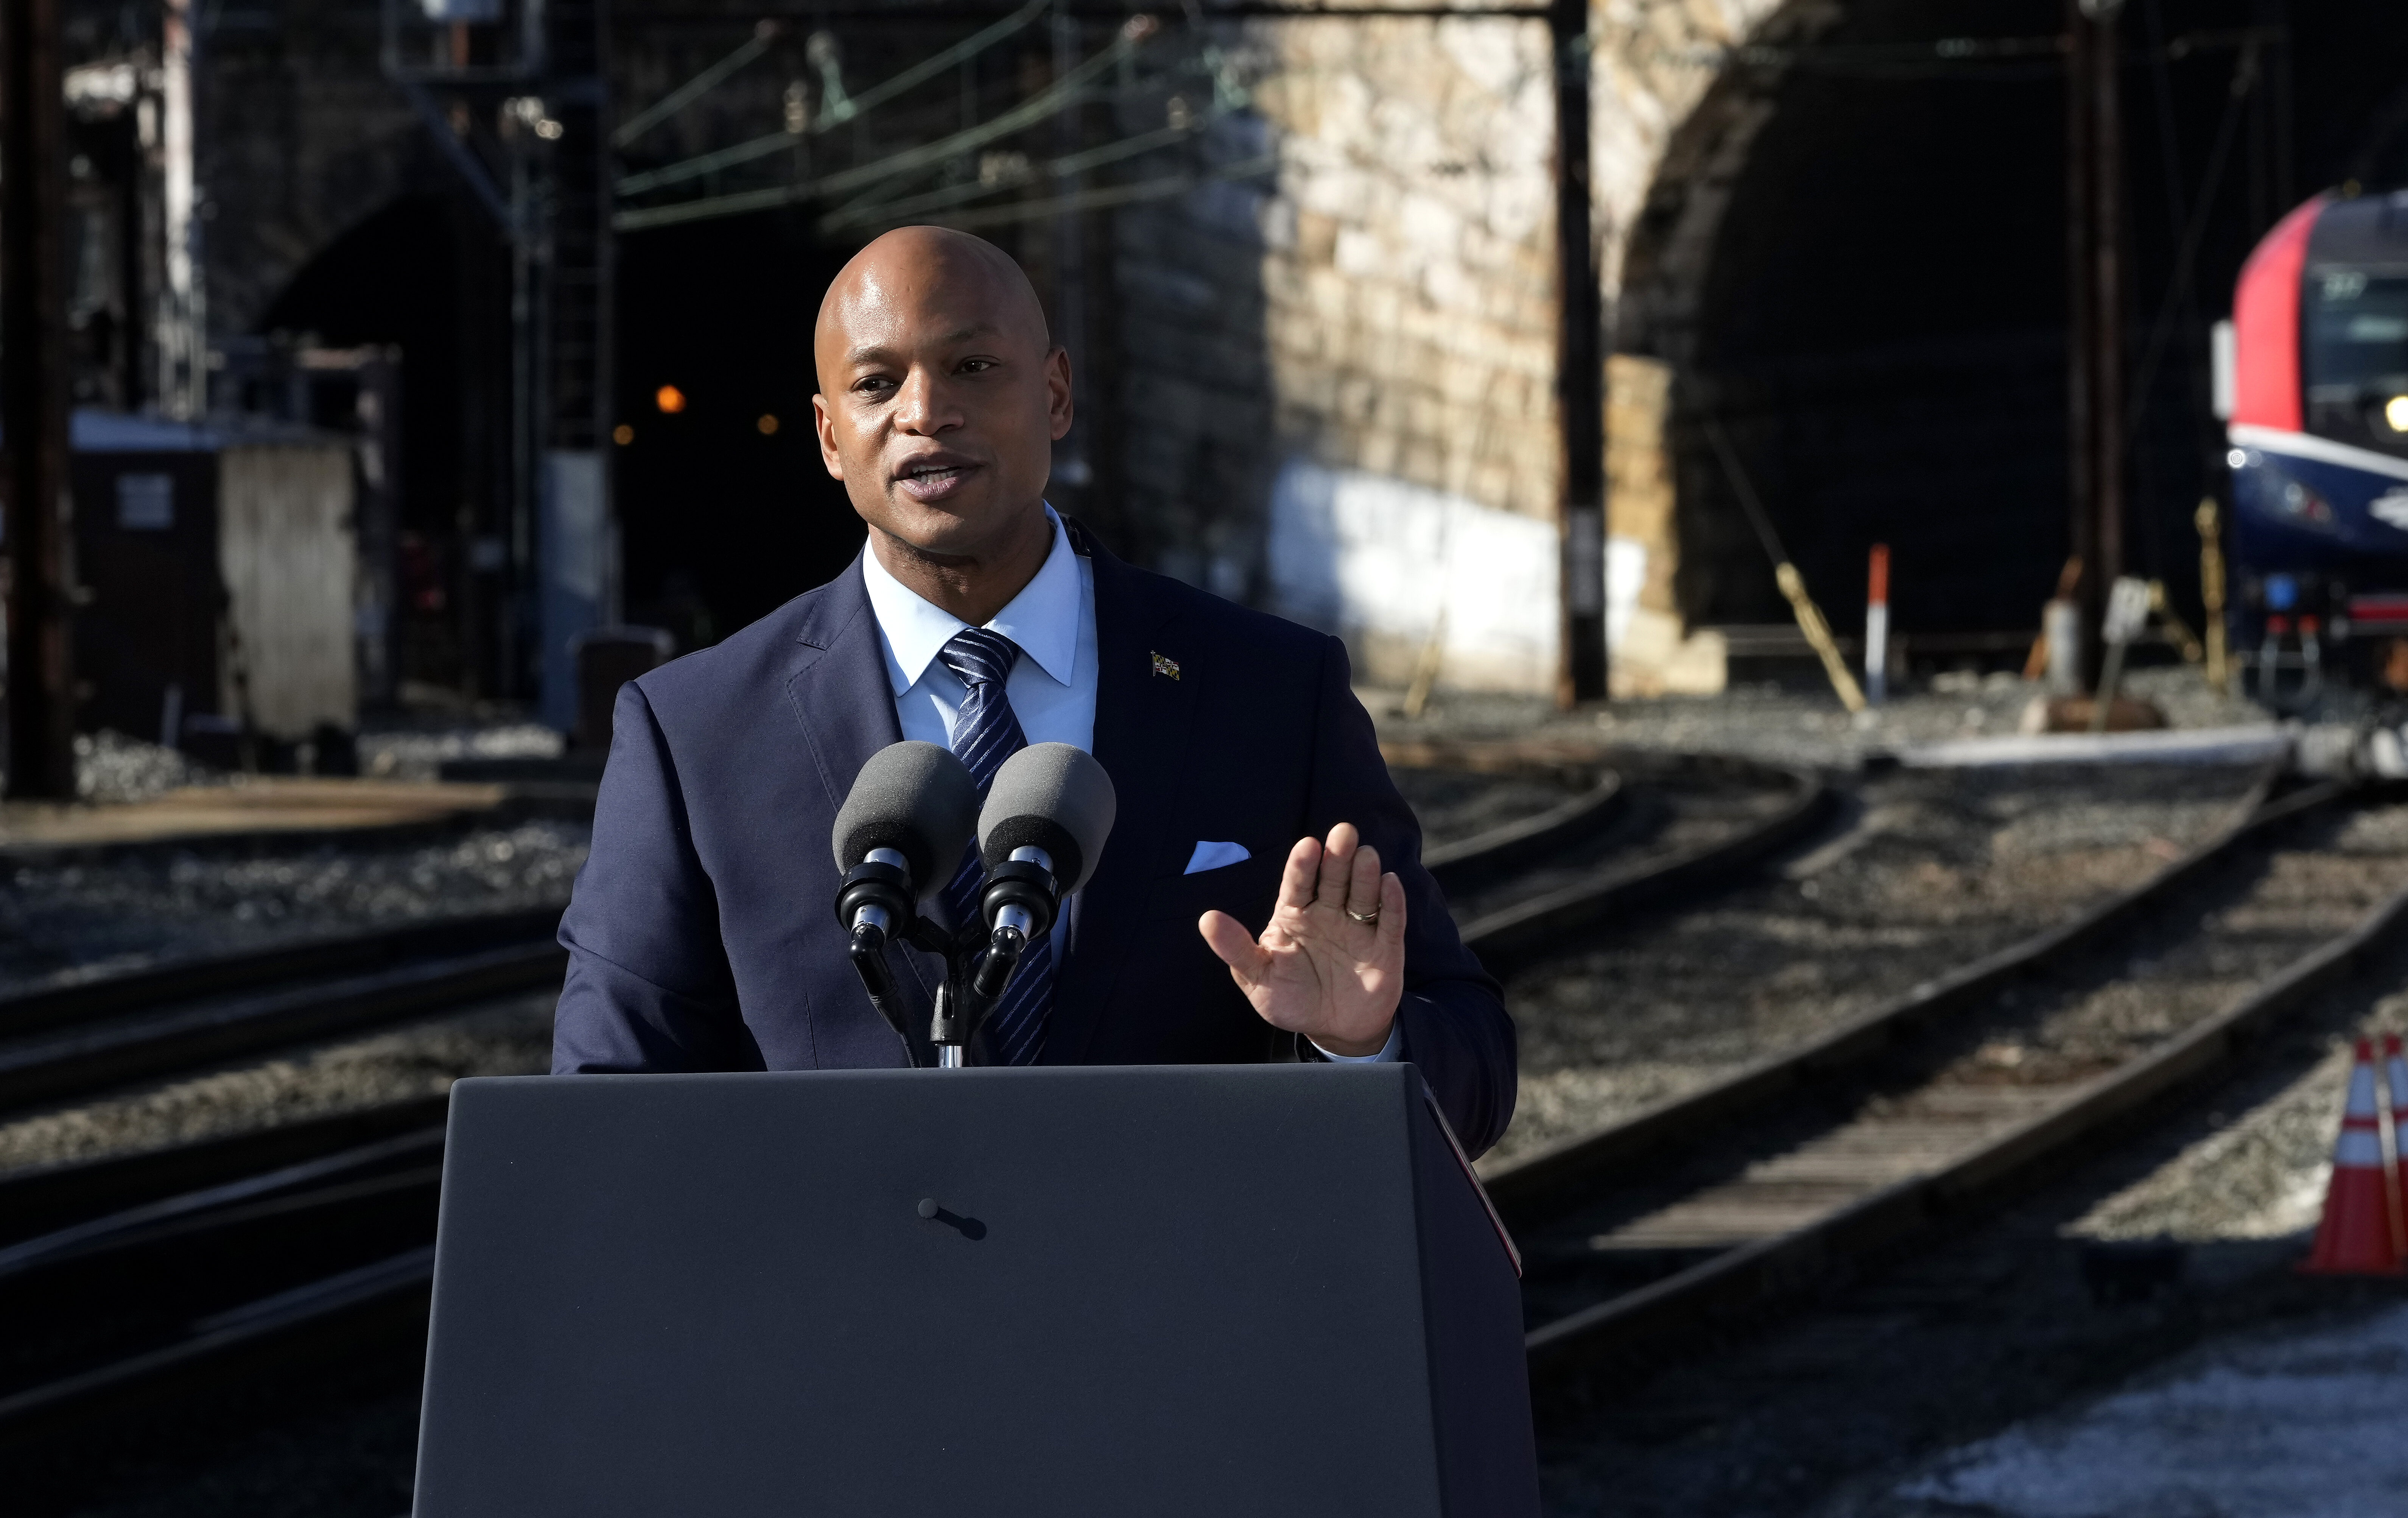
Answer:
(1151, 651, 1181, 680)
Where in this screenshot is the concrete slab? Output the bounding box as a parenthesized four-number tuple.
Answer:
(1891, 724, 2294, 768)
(0, 778, 515, 855)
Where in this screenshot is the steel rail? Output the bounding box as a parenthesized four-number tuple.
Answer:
(1508, 770, 2376, 1373)
(0, 1127, 443, 1280)
(0, 753, 2033, 1454)
(1422, 768, 1625, 896)
(1524, 850, 2407, 1372)
(1458, 756, 1835, 976)
(0, 1246, 435, 1448)
(0, 905, 564, 1046)
(0, 1091, 450, 1245)
(1484, 763, 2305, 1218)
(0, 940, 565, 1115)
(0, 1129, 452, 1446)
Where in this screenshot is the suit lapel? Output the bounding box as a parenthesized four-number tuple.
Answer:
(782, 556, 940, 1027)
(1044, 527, 1199, 1063)
(783, 553, 906, 812)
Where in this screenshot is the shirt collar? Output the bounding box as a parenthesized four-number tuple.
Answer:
(860, 505, 1082, 696)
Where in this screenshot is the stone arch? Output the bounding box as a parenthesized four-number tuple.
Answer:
(1614, 0, 2083, 651)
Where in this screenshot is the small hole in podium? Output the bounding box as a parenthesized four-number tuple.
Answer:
(916, 1198, 987, 1241)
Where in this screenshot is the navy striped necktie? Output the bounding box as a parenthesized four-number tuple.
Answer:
(935, 626, 1051, 1064)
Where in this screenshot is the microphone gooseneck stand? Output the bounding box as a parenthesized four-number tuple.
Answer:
(834, 846, 1058, 1068)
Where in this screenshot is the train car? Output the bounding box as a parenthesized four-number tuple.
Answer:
(2222, 189, 2408, 700)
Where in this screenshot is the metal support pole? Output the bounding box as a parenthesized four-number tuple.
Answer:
(504, 113, 534, 703)
(2089, 2, 2124, 617)
(1552, 0, 1604, 706)
(1, 0, 79, 798)
(2066, 0, 2125, 682)
(1049, 0, 1088, 496)
(2064, 0, 2095, 673)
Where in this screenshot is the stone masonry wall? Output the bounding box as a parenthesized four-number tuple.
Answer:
(1107, 0, 1801, 695)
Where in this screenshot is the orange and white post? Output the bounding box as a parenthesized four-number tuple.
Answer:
(1864, 544, 1891, 705)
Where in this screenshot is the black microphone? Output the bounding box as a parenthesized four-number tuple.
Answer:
(830, 742, 978, 1033)
(968, 743, 1117, 1003)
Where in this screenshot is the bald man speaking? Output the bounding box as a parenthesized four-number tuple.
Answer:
(552, 227, 1515, 1153)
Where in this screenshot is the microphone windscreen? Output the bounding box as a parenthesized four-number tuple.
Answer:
(977, 743, 1116, 892)
(831, 740, 979, 897)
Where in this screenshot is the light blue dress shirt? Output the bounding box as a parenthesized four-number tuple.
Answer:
(856, 508, 1399, 1064)
(861, 506, 1097, 753)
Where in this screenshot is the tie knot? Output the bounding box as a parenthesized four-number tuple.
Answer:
(939, 626, 1021, 689)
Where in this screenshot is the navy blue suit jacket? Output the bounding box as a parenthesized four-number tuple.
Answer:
(551, 522, 1518, 1155)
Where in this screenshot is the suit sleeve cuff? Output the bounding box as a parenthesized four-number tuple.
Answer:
(1309, 1019, 1404, 1064)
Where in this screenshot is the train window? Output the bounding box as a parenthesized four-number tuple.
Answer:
(2304, 270, 2408, 454)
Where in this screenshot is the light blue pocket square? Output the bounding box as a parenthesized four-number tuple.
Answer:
(1184, 840, 1251, 875)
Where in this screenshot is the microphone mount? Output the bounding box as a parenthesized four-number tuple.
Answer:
(831, 741, 1113, 1070)
(832, 845, 1055, 1069)
(970, 846, 1056, 1003)
(831, 846, 960, 1067)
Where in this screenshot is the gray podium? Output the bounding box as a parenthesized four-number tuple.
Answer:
(412, 1064, 1537, 1517)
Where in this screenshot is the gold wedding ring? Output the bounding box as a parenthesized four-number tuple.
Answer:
(1345, 907, 1381, 926)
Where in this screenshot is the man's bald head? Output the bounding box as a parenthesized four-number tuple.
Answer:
(810, 226, 1072, 619)
(813, 227, 1050, 395)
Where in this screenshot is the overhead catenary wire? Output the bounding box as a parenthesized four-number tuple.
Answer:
(617, 4, 1550, 20)
(614, 0, 1055, 196)
(614, 19, 781, 148)
(830, 153, 1276, 238)
(618, 15, 1163, 230)
(2124, 41, 2258, 449)
(817, 115, 1218, 232)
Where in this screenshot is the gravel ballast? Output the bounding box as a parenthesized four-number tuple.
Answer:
(0, 990, 556, 1178)
(1487, 763, 2265, 1167)
(26, 685, 2400, 1518)
(1532, 801, 2408, 1517)
(1372, 665, 2277, 771)
(0, 823, 585, 990)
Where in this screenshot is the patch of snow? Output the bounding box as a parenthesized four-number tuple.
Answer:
(1896, 1302, 2408, 1517)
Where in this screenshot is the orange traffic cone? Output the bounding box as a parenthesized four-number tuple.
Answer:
(2383, 1035, 2408, 1259)
(2302, 1039, 2404, 1275)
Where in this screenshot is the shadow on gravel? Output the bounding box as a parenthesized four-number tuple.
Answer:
(9, 1320, 425, 1518)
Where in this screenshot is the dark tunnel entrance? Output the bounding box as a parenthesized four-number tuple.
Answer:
(1630, 0, 2408, 665)
(614, 214, 867, 651)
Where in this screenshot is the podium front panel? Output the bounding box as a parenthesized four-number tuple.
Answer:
(412, 1064, 1533, 1517)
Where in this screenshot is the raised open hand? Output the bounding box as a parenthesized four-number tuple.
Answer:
(1198, 822, 1406, 1057)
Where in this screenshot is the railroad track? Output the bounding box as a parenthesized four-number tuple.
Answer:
(0, 908, 567, 1118)
(0, 1111, 446, 1445)
(0, 746, 1802, 1134)
(1389, 742, 1839, 975)
(0, 751, 1833, 1463)
(23, 756, 2371, 1470)
(0, 912, 572, 1457)
(1494, 770, 2408, 1376)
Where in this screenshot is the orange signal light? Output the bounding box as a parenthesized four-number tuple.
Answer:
(655, 385, 687, 415)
